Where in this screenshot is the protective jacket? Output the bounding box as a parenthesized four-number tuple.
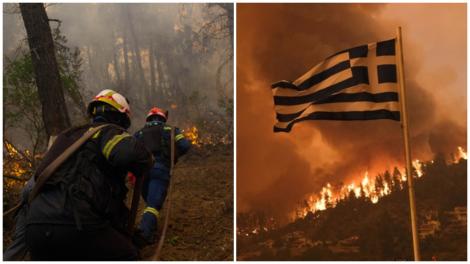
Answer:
(26, 122, 153, 231)
(3, 177, 34, 261)
(134, 121, 190, 170)
(133, 121, 190, 244)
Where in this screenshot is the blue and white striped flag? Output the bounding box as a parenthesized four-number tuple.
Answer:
(272, 39, 400, 132)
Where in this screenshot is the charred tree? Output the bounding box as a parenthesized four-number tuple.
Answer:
(99, 45, 112, 87)
(122, 32, 130, 90)
(157, 54, 168, 98)
(19, 3, 71, 138)
(126, 6, 147, 93)
(85, 46, 103, 90)
(112, 40, 122, 90)
(149, 41, 156, 97)
(218, 3, 234, 50)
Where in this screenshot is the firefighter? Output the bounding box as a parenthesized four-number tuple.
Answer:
(24, 89, 153, 260)
(133, 106, 191, 246)
(3, 177, 35, 261)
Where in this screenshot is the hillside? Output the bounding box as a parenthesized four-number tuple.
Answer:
(140, 143, 234, 260)
(237, 157, 467, 261)
(3, 143, 234, 260)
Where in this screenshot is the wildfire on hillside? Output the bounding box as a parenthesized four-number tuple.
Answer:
(291, 146, 467, 221)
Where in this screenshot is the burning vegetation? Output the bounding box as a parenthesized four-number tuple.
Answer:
(237, 147, 467, 261)
(3, 141, 33, 184)
(184, 126, 201, 146)
(237, 146, 468, 240)
(291, 146, 467, 221)
(236, 4, 466, 237)
(3, 140, 35, 220)
(183, 125, 229, 147)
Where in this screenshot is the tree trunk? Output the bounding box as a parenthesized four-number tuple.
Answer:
(112, 42, 122, 89)
(157, 57, 168, 97)
(153, 49, 164, 104)
(123, 32, 130, 90)
(149, 41, 156, 100)
(99, 45, 112, 87)
(126, 6, 146, 91)
(85, 46, 101, 90)
(19, 3, 70, 138)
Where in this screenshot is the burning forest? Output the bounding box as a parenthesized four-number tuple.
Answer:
(237, 2, 466, 224)
(291, 146, 467, 221)
(4, 3, 233, 150)
(3, 3, 233, 261)
(237, 150, 467, 260)
(237, 3, 466, 261)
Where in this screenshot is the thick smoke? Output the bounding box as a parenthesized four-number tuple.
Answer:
(237, 3, 466, 223)
(3, 3, 233, 132)
(4, 3, 233, 147)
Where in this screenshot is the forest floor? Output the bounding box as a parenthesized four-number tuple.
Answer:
(3, 143, 234, 261)
(139, 143, 234, 261)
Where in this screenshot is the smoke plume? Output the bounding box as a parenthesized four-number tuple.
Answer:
(237, 3, 466, 223)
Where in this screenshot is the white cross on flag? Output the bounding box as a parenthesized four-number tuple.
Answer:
(271, 39, 400, 132)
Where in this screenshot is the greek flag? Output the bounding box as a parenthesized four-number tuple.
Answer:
(272, 39, 400, 133)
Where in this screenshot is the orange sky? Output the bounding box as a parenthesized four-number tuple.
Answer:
(236, 3, 466, 223)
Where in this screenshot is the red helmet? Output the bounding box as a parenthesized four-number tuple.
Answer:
(146, 107, 167, 122)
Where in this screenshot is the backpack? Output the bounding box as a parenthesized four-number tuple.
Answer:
(137, 124, 179, 168)
(27, 124, 129, 231)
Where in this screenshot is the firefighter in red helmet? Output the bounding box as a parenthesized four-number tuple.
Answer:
(132, 106, 191, 246)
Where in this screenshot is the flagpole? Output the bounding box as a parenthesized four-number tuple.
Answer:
(396, 26, 421, 261)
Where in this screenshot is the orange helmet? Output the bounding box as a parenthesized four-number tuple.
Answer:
(146, 106, 168, 122)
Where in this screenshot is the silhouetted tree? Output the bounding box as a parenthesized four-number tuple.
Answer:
(20, 3, 70, 139)
(392, 167, 402, 192)
(375, 174, 384, 194)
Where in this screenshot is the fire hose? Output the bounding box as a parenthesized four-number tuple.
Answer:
(150, 126, 176, 260)
(127, 127, 176, 260)
(127, 171, 145, 235)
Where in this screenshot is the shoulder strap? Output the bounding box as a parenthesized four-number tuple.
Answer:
(170, 126, 175, 169)
(152, 126, 175, 260)
(28, 124, 111, 204)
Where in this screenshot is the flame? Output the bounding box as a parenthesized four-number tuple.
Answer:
(293, 170, 390, 219)
(291, 146, 467, 220)
(184, 126, 200, 146)
(314, 183, 333, 211)
(401, 168, 408, 181)
(361, 171, 374, 197)
(5, 141, 19, 156)
(4, 142, 32, 176)
(456, 146, 467, 162)
(382, 182, 391, 196)
(3, 142, 33, 190)
(182, 125, 231, 146)
(412, 159, 423, 178)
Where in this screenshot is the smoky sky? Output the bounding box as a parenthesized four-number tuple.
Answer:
(237, 3, 466, 223)
(3, 3, 233, 150)
(3, 3, 233, 129)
